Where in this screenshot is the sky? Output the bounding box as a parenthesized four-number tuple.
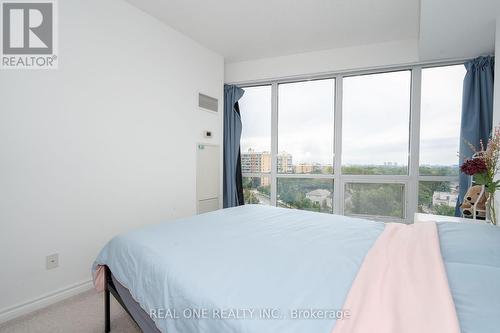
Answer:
(238, 65, 465, 167)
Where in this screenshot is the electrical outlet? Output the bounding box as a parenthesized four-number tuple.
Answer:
(46, 254, 59, 270)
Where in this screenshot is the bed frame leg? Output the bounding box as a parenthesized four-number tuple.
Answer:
(104, 267, 111, 332)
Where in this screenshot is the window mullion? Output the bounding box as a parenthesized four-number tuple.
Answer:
(418, 175, 459, 182)
(270, 82, 278, 206)
(408, 67, 422, 223)
(333, 76, 343, 215)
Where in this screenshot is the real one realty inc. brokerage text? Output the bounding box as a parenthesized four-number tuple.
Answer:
(149, 308, 351, 320)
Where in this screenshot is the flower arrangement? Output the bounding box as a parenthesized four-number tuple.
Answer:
(460, 157, 488, 176)
(460, 126, 500, 225)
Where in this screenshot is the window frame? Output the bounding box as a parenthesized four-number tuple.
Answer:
(416, 64, 464, 215)
(277, 78, 336, 175)
(237, 60, 467, 223)
(238, 84, 273, 205)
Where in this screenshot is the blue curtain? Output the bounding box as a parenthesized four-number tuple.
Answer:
(223, 84, 245, 208)
(456, 56, 495, 216)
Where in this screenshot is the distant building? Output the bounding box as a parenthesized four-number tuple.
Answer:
(241, 149, 293, 174)
(432, 192, 458, 207)
(277, 152, 293, 173)
(295, 164, 314, 174)
(241, 149, 271, 173)
(306, 189, 333, 208)
(241, 149, 292, 186)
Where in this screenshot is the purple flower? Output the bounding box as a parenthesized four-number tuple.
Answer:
(460, 158, 488, 176)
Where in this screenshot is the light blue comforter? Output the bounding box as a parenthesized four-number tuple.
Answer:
(93, 205, 500, 333)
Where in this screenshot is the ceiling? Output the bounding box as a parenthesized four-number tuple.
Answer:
(125, 0, 420, 62)
(125, 0, 500, 63)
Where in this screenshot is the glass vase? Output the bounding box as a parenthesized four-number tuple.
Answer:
(487, 193, 497, 225)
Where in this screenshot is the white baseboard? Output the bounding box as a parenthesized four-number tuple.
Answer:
(0, 279, 94, 324)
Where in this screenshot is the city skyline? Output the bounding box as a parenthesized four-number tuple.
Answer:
(241, 147, 459, 170)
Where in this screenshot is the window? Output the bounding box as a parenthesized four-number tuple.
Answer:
(276, 80, 335, 215)
(239, 63, 465, 221)
(418, 65, 465, 216)
(420, 65, 465, 176)
(342, 71, 411, 175)
(278, 79, 335, 174)
(344, 183, 405, 219)
(277, 178, 333, 213)
(418, 181, 458, 216)
(239, 86, 272, 205)
(243, 176, 271, 205)
(239, 85, 272, 173)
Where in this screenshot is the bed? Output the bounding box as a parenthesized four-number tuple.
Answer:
(93, 205, 500, 333)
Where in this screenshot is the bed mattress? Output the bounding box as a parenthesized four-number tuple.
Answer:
(94, 205, 500, 333)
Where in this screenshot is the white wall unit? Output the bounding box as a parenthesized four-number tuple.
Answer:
(0, 0, 223, 321)
(197, 198, 220, 214)
(196, 144, 220, 213)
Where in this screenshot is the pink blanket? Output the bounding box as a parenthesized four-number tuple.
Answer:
(93, 265, 106, 292)
(332, 222, 460, 333)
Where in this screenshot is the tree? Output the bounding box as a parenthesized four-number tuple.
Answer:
(244, 189, 260, 204)
(277, 178, 331, 213)
(258, 185, 270, 196)
(433, 204, 455, 216)
(349, 184, 403, 217)
(418, 181, 454, 215)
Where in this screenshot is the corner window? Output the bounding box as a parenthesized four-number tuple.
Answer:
(239, 64, 464, 220)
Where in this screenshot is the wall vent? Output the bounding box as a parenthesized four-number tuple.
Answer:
(198, 93, 218, 113)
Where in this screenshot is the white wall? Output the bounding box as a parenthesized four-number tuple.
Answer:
(419, 0, 498, 61)
(225, 39, 418, 83)
(0, 0, 223, 320)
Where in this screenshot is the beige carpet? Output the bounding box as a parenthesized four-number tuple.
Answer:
(0, 290, 141, 333)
